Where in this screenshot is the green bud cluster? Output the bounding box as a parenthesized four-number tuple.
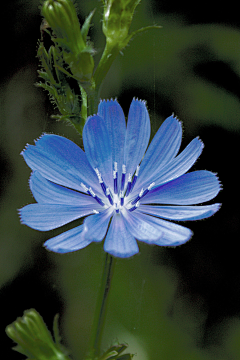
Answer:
(6, 309, 71, 360)
(37, 0, 160, 129)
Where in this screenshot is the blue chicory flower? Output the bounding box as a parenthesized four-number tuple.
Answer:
(20, 99, 221, 258)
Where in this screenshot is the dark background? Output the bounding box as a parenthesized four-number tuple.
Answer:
(1, 0, 239, 359)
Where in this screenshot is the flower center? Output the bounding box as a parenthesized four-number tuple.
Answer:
(81, 162, 154, 214)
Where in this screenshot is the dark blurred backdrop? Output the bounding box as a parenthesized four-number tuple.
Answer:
(1, 1, 239, 359)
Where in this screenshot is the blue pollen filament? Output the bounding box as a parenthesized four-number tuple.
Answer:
(129, 201, 140, 212)
(125, 173, 132, 197)
(95, 168, 107, 195)
(130, 165, 140, 194)
(81, 183, 105, 206)
(131, 182, 155, 205)
(106, 187, 114, 205)
(113, 162, 118, 194)
(120, 190, 124, 206)
(121, 164, 126, 191)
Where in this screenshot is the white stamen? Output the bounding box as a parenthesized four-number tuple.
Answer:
(89, 187, 96, 197)
(148, 182, 155, 190)
(95, 168, 103, 182)
(139, 188, 144, 197)
(135, 165, 140, 176)
(81, 183, 88, 192)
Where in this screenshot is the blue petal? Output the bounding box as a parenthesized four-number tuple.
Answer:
(22, 134, 98, 193)
(138, 203, 221, 220)
(98, 99, 126, 191)
(83, 115, 113, 189)
(44, 225, 92, 253)
(20, 204, 101, 231)
(141, 170, 220, 205)
(121, 208, 163, 242)
(83, 208, 113, 241)
(104, 213, 139, 258)
(124, 99, 150, 176)
(152, 137, 204, 187)
(98, 99, 126, 164)
(137, 115, 182, 188)
(145, 215, 193, 246)
(30, 171, 100, 205)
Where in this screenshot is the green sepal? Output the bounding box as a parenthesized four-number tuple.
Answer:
(81, 9, 96, 43)
(123, 24, 162, 49)
(63, 49, 94, 82)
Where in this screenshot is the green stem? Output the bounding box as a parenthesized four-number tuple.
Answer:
(83, 42, 122, 118)
(93, 43, 120, 89)
(86, 87, 100, 117)
(88, 253, 116, 359)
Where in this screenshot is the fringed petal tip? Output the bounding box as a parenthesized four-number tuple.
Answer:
(168, 113, 182, 126)
(33, 132, 47, 144)
(99, 97, 118, 104)
(20, 133, 53, 155)
(18, 206, 35, 227)
(215, 173, 222, 191)
(18, 208, 24, 225)
(170, 112, 182, 121)
(131, 98, 147, 109)
(210, 171, 222, 196)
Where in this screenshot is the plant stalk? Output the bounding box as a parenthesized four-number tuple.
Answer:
(87, 253, 116, 359)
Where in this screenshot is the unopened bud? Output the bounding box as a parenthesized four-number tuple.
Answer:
(102, 0, 141, 48)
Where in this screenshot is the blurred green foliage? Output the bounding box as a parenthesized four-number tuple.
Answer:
(0, 0, 240, 359)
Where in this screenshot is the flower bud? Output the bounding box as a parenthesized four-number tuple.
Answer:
(102, 0, 141, 48)
(6, 309, 71, 360)
(41, 0, 94, 83)
(42, 0, 85, 53)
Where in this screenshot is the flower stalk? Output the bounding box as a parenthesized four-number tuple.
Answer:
(87, 253, 116, 359)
